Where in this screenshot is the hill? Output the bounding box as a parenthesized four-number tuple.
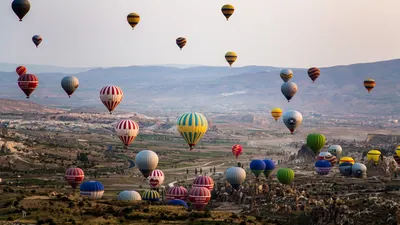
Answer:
(0, 99, 62, 113)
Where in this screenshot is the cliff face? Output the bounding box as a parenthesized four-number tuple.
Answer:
(297, 144, 315, 160)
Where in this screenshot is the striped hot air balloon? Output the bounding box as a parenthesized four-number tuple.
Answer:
(99, 86, 123, 114)
(188, 187, 211, 211)
(367, 150, 381, 164)
(127, 13, 140, 29)
(115, 120, 139, 148)
(193, 176, 214, 191)
(339, 157, 355, 165)
(276, 168, 295, 185)
(315, 160, 332, 175)
(221, 4, 234, 21)
(280, 69, 293, 82)
(307, 67, 320, 83)
(271, 108, 283, 121)
(167, 186, 188, 200)
(364, 78, 375, 93)
(117, 190, 141, 201)
(80, 181, 104, 199)
(147, 169, 164, 188)
(16, 66, 27, 76)
(176, 37, 187, 50)
(177, 112, 208, 150)
(142, 190, 160, 202)
(306, 133, 326, 154)
(32, 35, 42, 48)
(225, 52, 237, 67)
(135, 150, 159, 178)
(61, 76, 79, 98)
(18, 73, 38, 98)
(65, 168, 84, 189)
(231, 144, 243, 159)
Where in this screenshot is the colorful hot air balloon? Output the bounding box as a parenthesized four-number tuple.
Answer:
(276, 168, 295, 185)
(339, 156, 355, 165)
(167, 186, 188, 200)
(263, 159, 275, 178)
(367, 150, 381, 164)
(188, 187, 211, 211)
(280, 69, 293, 82)
(61, 76, 79, 98)
(225, 52, 237, 67)
(142, 190, 160, 202)
(80, 181, 104, 199)
(393, 154, 400, 167)
(225, 167, 246, 190)
(328, 145, 342, 157)
(307, 67, 320, 83)
(250, 160, 266, 178)
(339, 162, 353, 176)
(176, 37, 187, 50)
(167, 199, 188, 209)
(318, 152, 337, 166)
(12, 0, 30, 22)
(115, 120, 139, 148)
(135, 150, 159, 178)
(221, 4, 234, 21)
(306, 133, 326, 154)
(352, 163, 367, 178)
(271, 108, 283, 122)
(32, 35, 42, 48)
(193, 176, 214, 191)
(16, 66, 27, 76)
(65, 168, 84, 189)
(396, 146, 400, 157)
(127, 13, 140, 29)
(147, 169, 164, 189)
(117, 190, 142, 201)
(99, 86, 124, 114)
(364, 78, 376, 93)
(176, 112, 208, 150)
(281, 82, 298, 102)
(315, 160, 332, 175)
(18, 73, 38, 99)
(231, 144, 243, 159)
(282, 110, 303, 134)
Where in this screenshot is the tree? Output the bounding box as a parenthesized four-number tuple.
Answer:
(186, 169, 189, 174)
(213, 167, 216, 173)
(195, 168, 198, 175)
(200, 168, 203, 174)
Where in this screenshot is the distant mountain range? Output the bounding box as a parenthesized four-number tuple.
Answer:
(0, 59, 399, 116)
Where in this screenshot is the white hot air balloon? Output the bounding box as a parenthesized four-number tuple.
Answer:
(225, 167, 246, 190)
(135, 150, 159, 178)
(147, 169, 164, 188)
(115, 120, 139, 149)
(117, 190, 142, 201)
(282, 110, 303, 134)
(99, 86, 124, 114)
(328, 145, 343, 157)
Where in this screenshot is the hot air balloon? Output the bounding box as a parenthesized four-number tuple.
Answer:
(221, 4, 234, 21)
(281, 81, 298, 102)
(16, 66, 27, 76)
(271, 108, 283, 122)
(339, 157, 355, 165)
(352, 163, 367, 178)
(11, 0, 30, 22)
(396, 146, 400, 157)
(393, 154, 400, 167)
(32, 35, 42, 48)
(193, 176, 214, 191)
(276, 168, 295, 185)
(367, 150, 381, 164)
(280, 69, 293, 82)
(135, 150, 158, 178)
(231, 144, 243, 159)
(282, 110, 303, 134)
(142, 190, 160, 202)
(61, 76, 79, 98)
(225, 52, 237, 67)
(99, 86, 123, 114)
(167, 199, 188, 209)
(115, 120, 139, 149)
(225, 167, 246, 190)
(263, 159, 275, 178)
(147, 169, 164, 189)
(167, 186, 188, 200)
(306, 133, 326, 154)
(176, 37, 187, 50)
(188, 187, 211, 211)
(117, 190, 142, 201)
(250, 160, 266, 178)
(317, 152, 337, 166)
(307, 67, 320, 83)
(315, 160, 332, 175)
(65, 168, 84, 189)
(328, 145, 342, 157)
(127, 13, 140, 29)
(18, 73, 38, 99)
(80, 181, 104, 199)
(364, 78, 375, 93)
(339, 162, 353, 176)
(176, 112, 208, 150)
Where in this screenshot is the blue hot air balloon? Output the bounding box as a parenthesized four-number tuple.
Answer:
(339, 162, 353, 176)
(80, 181, 104, 199)
(167, 199, 188, 209)
(315, 160, 332, 175)
(263, 159, 275, 178)
(250, 160, 266, 178)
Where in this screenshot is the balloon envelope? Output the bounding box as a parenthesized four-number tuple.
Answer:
(352, 163, 367, 178)
(281, 82, 298, 102)
(306, 133, 326, 154)
(315, 160, 332, 175)
(280, 69, 293, 82)
(80, 181, 104, 199)
(339, 162, 353, 176)
(61, 76, 79, 98)
(225, 167, 246, 190)
(250, 160, 266, 177)
(12, 0, 30, 21)
(328, 145, 342, 157)
(276, 168, 295, 185)
(271, 108, 283, 121)
(142, 190, 160, 201)
(221, 4, 235, 21)
(168, 199, 188, 209)
(99, 86, 123, 114)
(167, 186, 188, 200)
(65, 168, 84, 189)
(263, 159, 275, 177)
(117, 190, 141, 201)
(147, 169, 164, 188)
(232, 144, 243, 159)
(282, 110, 303, 134)
(177, 112, 208, 150)
(135, 150, 159, 178)
(115, 120, 139, 148)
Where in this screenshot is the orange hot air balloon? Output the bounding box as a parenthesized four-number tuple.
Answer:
(16, 65, 27, 76)
(18, 73, 38, 98)
(364, 78, 375, 93)
(99, 86, 123, 114)
(232, 144, 243, 159)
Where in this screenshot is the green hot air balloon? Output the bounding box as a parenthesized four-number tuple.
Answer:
(276, 168, 294, 185)
(306, 133, 326, 154)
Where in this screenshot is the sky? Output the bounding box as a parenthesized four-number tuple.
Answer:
(1, 0, 400, 68)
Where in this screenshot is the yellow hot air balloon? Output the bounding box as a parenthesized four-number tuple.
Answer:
(396, 146, 400, 157)
(225, 52, 237, 67)
(177, 112, 208, 150)
(271, 108, 283, 122)
(339, 157, 355, 165)
(221, 4, 234, 21)
(367, 150, 381, 164)
(127, 13, 140, 30)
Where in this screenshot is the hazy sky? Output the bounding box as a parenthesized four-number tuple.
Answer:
(1, 0, 400, 68)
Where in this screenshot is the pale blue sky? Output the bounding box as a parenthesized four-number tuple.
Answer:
(1, 0, 400, 68)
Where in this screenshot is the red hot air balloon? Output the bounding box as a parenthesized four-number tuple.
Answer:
(18, 73, 38, 98)
(232, 144, 243, 159)
(65, 168, 84, 189)
(115, 120, 139, 149)
(99, 86, 123, 114)
(167, 186, 188, 200)
(307, 67, 321, 83)
(189, 187, 211, 211)
(147, 169, 164, 189)
(16, 66, 27, 76)
(192, 176, 214, 191)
